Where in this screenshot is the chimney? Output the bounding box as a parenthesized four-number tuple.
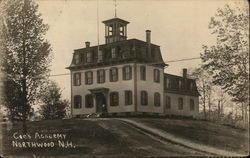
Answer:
(85, 41, 90, 48)
(146, 30, 151, 58)
(183, 68, 187, 78)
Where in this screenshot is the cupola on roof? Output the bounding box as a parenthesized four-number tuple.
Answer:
(103, 17, 129, 44)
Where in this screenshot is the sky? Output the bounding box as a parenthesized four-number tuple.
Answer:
(36, 0, 236, 100)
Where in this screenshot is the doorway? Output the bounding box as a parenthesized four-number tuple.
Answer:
(95, 93, 107, 113)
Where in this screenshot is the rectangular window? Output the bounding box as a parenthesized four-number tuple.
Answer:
(190, 82, 194, 91)
(140, 66, 146, 80)
(178, 98, 184, 110)
(74, 53, 81, 64)
(111, 48, 116, 58)
(86, 52, 92, 63)
(73, 73, 81, 86)
(74, 95, 82, 109)
(154, 69, 160, 83)
(141, 91, 148, 105)
(123, 66, 132, 80)
(98, 50, 103, 62)
(154, 93, 161, 107)
(97, 69, 105, 83)
(190, 99, 194, 111)
(125, 91, 132, 105)
(85, 71, 93, 85)
(110, 92, 119, 106)
(110, 68, 118, 82)
(179, 79, 183, 89)
(85, 94, 93, 108)
(166, 96, 171, 109)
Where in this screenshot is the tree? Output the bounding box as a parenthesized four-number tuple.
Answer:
(190, 68, 213, 120)
(0, 0, 51, 132)
(201, 4, 249, 124)
(40, 81, 69, 120)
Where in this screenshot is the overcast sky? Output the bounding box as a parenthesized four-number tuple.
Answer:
(37, 0, 235, 100)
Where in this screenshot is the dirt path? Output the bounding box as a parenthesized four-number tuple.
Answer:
(93, 119, 205, 157)
(117, 118, 245, 157)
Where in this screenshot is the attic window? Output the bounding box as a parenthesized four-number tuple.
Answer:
(74, 53, 81, 64)
(86, 51, 92, 63)
(111, 48, 116, 58)
(98, 50, 103, 62)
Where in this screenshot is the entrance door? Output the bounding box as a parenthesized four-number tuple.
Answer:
(95, 93, 107, 113)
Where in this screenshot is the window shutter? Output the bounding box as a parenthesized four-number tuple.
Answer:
(90, 71, 93, 84)
(103, 70, 105, 83)
(79, 73, 81, 85)
(85, 72, 87, 84)
(129, 66, 132, 79)
(122, 67, 125, 80)
(115, 68, 118, 81)
(73, 74, 76, 86)
(97, 70, 100, 83)
(109, 69, 112, 82)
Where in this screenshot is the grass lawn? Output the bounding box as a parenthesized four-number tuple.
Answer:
(2, 118, 204, 157)
(2, 119, 134, 158)
(132, 118, 249, 154)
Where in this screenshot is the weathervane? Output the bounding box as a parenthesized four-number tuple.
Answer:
(114, 0, 117, 18)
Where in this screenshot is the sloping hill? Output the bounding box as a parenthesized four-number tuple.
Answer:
(1, 118, 249, 157)
(131, 118, 249, 155)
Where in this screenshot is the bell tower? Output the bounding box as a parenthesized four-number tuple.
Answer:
(102, 18, 129, 44)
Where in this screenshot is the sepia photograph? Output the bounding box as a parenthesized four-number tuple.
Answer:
(0, 0, 249, 157)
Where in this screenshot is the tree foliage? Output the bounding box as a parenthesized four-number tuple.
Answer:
(0, 0, 51, 126)
(40, 81, 69, 120)
(201, 4, 249, 104)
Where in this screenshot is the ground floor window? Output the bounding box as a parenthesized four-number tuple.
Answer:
(154, 93, 161, 106)
(85, 94, 93, 108)
(125, 91, 132, 105)
(141, 91, 148, 105)
(178, 97, 183, 110)
(190, 99, 194, 111)
(110, 92, 119, 106)
(74, 95, 82, 108)
(166, 96, 171, 109)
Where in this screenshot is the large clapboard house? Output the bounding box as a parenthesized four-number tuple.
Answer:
(66, 17, 199, 117)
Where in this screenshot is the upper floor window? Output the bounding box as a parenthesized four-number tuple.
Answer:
(165, 78, 171, 89)
(141, 91, 148, 105)
(74, 95, 82, 109)
(110, 67, 118, 82)
(97, 50, 103, 62)
(123, 66, 132, 80)
(125, 91, 132, 105)
(166, 96, 171, 109)
(140, 66, 146, 81)
(73, 73, 81, 86)
(190, 82, 194, 91)
(85, 94, 93, 108)
(86, 51, 92, 63)
(154, 69, 160, 83)
(179, 79, 184, 89)
(110, 92, 119, 106)
(154, 92, 161, 107)
(190, 99, 194, 111)
(178, 97, 184, 110)
(74, 53, 81, 64)
(85, 71, 93, 85)
(111, 48, 116, 58)
(97, 69, 105, 83)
